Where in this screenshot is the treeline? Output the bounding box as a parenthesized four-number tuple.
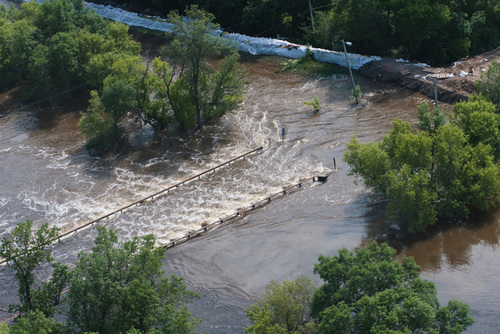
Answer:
(345, 64, 500, 232)
(0, 0, 245, 151)
(0, 222, 474, 333)
(0, 221, 200, 333)
(102, 0, 500, 65)
(0, 0, 133, 99)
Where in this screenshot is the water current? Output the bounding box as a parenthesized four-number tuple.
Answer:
(1, 2, 500, 333)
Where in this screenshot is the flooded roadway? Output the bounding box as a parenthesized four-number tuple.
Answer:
(0, 35, 498, 332)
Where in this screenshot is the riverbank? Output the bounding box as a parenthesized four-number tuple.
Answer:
(85, 1, 500, 105)
(359, 48, 500, 104)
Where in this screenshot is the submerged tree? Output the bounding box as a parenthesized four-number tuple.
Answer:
(344, 97, 500, 232)
(311, 242, 474, 333)
(162, 5, 246, 129)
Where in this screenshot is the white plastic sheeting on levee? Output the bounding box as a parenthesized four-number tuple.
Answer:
(27, 1, 381, 69)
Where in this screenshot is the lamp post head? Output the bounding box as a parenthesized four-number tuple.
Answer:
(345, 41, 352, 46)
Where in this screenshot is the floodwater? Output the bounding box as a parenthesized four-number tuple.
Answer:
(0, 30, 499, 334)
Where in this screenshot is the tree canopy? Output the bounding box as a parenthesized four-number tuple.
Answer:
(344, 96, 500, 232)
(0, 1, 246, 151)
(0, 220, 68, 317)
(162, 5, 246, 129)
(0, 0, 139, 98)
(88, 0, 500, 65)
(0, 223, 200, 334)
(311, 242, 474, 333)
(66, 227, 199, 334)
(245, 276, 316, 334)
(476, 61, 500, 107)
(78, 5, 246, 150)
(246, 243, 474, 333)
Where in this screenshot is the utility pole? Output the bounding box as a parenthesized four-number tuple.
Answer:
(343, 40, 358, 105)
(433, 80, 438, 108)
(308, 0, 315, 33)
(429, 78, 440, 108)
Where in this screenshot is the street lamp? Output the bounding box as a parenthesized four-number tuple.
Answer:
(342, 40, 358, 105)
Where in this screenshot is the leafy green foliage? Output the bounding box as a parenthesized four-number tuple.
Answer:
(417, 103, 447, 133)
(350, 85, 362, 103)
(476, 62, 500, 107)
(162, 5, 245, 129)
(302, 95, 322, 113)
(59, 0, 500, 65)
(67, 226, 200, 334)
(345, 98, 500, 231)
(79, 5, 246, 148)
(0, 0, 140, 99)
(282, 49, 346, 78)
(0, 222, 199, 333)
(245, 276, 316, 334)
(0, 220, 68, 316)
(311, 242, 474, 334)
(8, 309, 59, 334)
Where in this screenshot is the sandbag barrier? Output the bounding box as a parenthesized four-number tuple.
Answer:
(78, 2, 381, 70)
(0, 147, 263, 266)
(162, 173, 329, 249)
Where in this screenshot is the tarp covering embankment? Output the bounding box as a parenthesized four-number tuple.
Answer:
(28, 1, 381, 69)
(84, 2, 381, 69)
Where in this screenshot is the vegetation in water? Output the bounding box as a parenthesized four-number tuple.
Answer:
(161, 5, 246, 130)
(246, 242, 474, 333)
(302, 95, 322, 113)
(350, 84, 362, 103)
(78, 4, 245, 149)
(344, 90, 500, 232)
(282, 49, 347, 78)
(0, 1, 246, 152)
(245, 275, 316, 333)
(0, 223, 200, 334)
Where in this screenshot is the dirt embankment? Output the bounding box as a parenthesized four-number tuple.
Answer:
(358, 48, 500, 104)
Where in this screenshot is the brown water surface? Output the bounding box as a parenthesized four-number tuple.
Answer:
(0, 51, 497, 333)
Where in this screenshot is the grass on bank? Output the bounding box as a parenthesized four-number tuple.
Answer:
(282, 49, 348, 78)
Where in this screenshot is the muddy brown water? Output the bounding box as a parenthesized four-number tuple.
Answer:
(0, 28, 498, 334)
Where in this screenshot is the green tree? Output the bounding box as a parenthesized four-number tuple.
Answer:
(0, 0, 140, 100)
(8, 309, 59, 334)
(66, 226, 200, 334)
(48, 31, 81, 90)
(303, 96, 323, 113)
(311, 242, 474, 334)
(162, 5, 245, 129)
(345, 110, 500, 232)
(417, 102, 447, 133)
(0, 220, 68, 316)
(246, 276, 316, 334)
(79, 54, 143, 148)
(476, 61, 500, 107)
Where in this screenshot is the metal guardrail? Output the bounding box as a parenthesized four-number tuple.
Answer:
(0, 147, 263, 266)
(55, 146, 263, 241)
(162, 173, 329, 249)
(0, 168, 330, 324)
